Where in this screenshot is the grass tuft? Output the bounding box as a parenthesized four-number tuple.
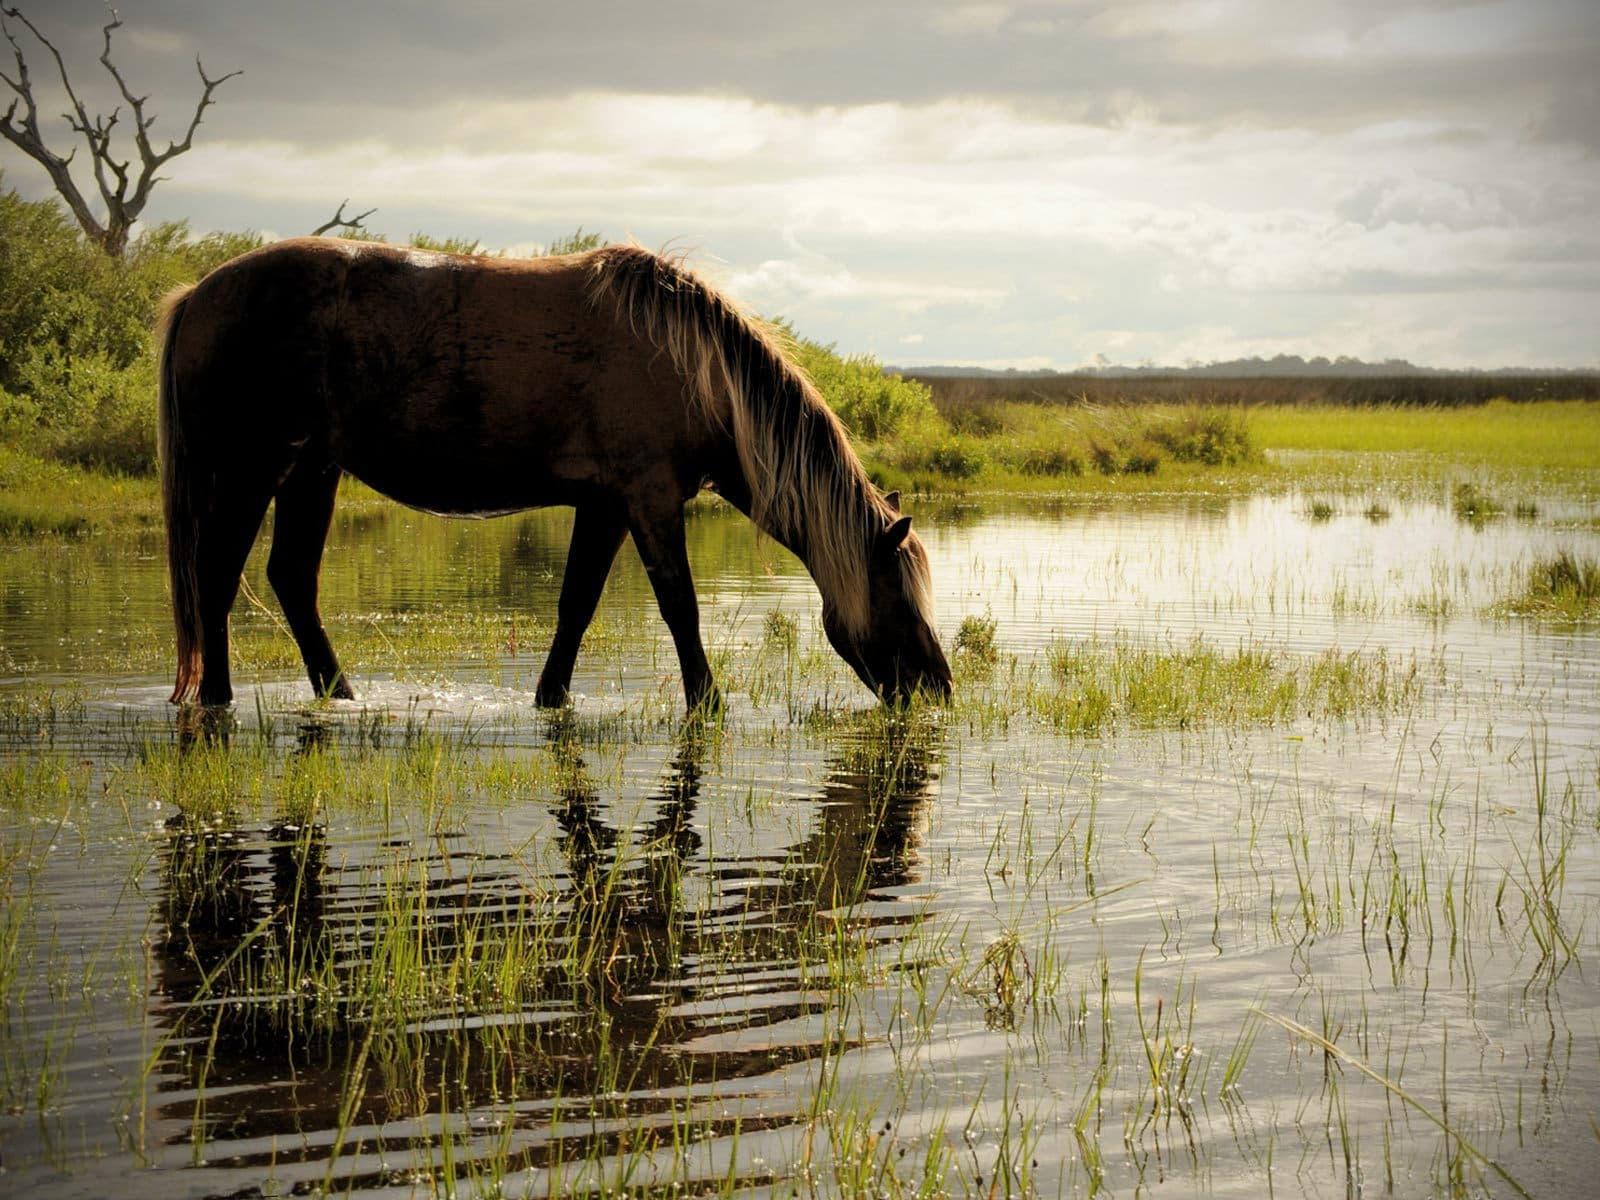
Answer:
(1451, 482, 1503, 528)
(952, 612, 999, 669)
(1036, 636, 1420, 733)
(1494, 550, 1600, 620)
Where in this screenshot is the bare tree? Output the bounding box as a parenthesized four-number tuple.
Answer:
(0, 6, 240, 257)
(310, 198, 377, 238)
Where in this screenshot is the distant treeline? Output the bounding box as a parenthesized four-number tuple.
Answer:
(910, 372, 1600, 416)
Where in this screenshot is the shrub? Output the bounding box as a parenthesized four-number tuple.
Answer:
(1088, 436, 1162, 475)
(1016, 445, 1083, 477)
(788, 330, 937, 441)
(1141, 406, 1255, 465)
(926, 437, 986, 479)
(0, 181, 266, 475)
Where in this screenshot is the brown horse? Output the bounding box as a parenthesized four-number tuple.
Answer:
(155, 239, 951, 711)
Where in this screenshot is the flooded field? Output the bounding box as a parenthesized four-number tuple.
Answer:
(3, 478, 1598, 1198)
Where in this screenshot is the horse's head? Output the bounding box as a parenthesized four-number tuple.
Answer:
(824, 513, 953, 704)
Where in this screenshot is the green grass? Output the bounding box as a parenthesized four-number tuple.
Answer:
(1494, 550, 1600, 620)
(1247, 398, 1600, 469)
(0, 446, 157, 535)
(1033, 636, 1421, 734)
(1452, 481, 1503, 527)
(6, 400, 1599, 536)
(869, 398, 1600, 497)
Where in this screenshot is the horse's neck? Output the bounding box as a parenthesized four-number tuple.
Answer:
(712, 441, 873, 617)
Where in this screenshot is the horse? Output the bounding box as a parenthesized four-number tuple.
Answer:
(155, 238, 952, 712)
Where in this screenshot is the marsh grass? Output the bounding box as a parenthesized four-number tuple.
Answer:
(1493, 550, 1600, 620)
(9, 400, 1599, 534)
(951, 612, 998, 675)
(1451, 481, 1503, 528)
(2, 472, 1598, 1197)
(0, 446, 148, 535)
(1034, 637, 1420, 733)
(1, 665, 1595, 1197)
(0, 684, 87, 734)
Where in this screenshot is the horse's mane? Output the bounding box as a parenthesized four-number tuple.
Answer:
(586, 245, 933, 639)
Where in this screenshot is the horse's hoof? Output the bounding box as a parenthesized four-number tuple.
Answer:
(534, 681, 570, 709)
(686, 688, 725, 721)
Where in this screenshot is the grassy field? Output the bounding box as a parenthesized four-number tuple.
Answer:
(6, 399, 1598, 537)
(1247, 398, 1600, 468)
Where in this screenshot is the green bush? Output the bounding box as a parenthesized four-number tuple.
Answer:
(0, 180, 266, 474)
(1088, 436, 1162, 475)
(1015, 445, 1083, 477)
(943, 397, 1008, 437)
(788, 329, 937, 441)
(934, 439, 984, 478)
(1141, 406, 1255, 465)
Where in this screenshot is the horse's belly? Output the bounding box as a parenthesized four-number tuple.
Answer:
(332, 421, 584, 516)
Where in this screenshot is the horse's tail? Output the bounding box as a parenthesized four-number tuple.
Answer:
(156, 283, 202, 703)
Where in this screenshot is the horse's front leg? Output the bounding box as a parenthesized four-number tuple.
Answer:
(536, 504, 628, 707)
(627, 499, 720, 713)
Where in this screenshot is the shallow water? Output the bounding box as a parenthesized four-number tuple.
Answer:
(2, 488, 1598, 1198)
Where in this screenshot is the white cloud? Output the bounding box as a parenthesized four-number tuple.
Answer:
(931, 5, 1014, 36)
(130, 77, 1597, 368)
(727, 258, 1007, 314)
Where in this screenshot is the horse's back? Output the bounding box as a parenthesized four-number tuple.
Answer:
(173, 239, 695, 513)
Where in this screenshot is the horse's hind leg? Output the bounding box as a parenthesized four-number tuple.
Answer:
(267, 459, 353, 700)
(195, 482, 276, 707)
(536, 504, 627, 707)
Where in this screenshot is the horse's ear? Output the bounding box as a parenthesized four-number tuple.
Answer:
(879, 515, 913, 554)
(884, 490, 901, 512)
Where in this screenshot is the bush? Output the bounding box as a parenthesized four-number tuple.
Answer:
(920, 437, 985, 479)
(1016, 445, 1084, 477)
(788, 330, 937, 441)
(1141, 406, 1255, 465)
(943, 397, 1008, 436)
(1088, 436, 1162, 475)
(0, 180, 265, 475)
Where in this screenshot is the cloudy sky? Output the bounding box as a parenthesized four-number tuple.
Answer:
(5, 1, 1597, 368)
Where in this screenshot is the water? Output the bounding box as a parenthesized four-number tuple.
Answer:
(2, 489, 1597, 1198)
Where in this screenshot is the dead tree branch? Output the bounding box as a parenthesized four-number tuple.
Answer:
(310, 198, 377, 237)
(0, 6, 239, 256)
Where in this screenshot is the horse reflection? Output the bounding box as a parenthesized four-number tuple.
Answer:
(148, 719, 942, 1190)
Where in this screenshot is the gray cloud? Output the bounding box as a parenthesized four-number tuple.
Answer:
(4, 1, 1596, 367)
(13, 0, 1598, 141)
